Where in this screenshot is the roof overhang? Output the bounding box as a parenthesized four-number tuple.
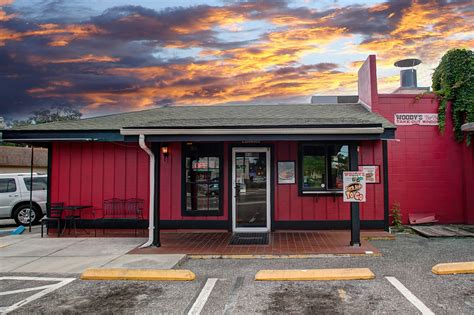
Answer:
(1, 125, 395, 143)
(120, 127, 385, 136)
(0, 130, 124, 143)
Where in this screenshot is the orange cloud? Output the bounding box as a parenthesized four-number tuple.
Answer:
(171, 7, 246, 34)
(0, 9, 14, 21)
(49, 54, 119, 64)
(200, 26, 347, 73)
(358, 1, 474, 66)
(27, 81, 73, 94)
(0, 23, 102, 46)
(368, 3, 390, 13)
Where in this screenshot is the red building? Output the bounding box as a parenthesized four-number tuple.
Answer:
(2, 55, 473, 247)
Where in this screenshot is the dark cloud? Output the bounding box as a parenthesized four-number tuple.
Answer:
(0, 0, 471, 119)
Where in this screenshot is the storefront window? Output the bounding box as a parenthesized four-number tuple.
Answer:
(299, 144, 349, 193)
(302, 145, 326, 189)
(183, 143, 223, 215)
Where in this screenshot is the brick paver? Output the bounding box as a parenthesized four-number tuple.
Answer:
(129, 230, 387, 255)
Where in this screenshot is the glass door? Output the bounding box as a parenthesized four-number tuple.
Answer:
(232, 147, 270, 232)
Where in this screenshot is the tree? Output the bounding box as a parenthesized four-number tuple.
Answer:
(432, 48, 474, 145)
(10, 106, 82, 128)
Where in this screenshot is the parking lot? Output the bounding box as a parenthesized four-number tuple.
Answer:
(0, 234, 473, 314)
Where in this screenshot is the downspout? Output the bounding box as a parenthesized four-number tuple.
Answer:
(138, 135, 155, 248)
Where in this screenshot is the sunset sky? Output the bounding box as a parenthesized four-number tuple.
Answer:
(0, 0, 473, 119)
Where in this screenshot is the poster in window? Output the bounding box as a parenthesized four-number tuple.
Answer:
(278, 161, 295, 184)
(358, 165, 380, 184)
(343, 171, 366, 202)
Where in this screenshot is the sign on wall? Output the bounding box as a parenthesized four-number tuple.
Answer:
(358, 165, 380, 184)
(394, 113, 438, 126)
(277, 161, 295, 184)
(343, 171, 366, 202)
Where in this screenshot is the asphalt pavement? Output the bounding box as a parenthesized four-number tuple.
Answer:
(1, 234, 472, 314)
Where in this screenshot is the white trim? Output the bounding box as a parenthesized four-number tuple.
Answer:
(138, 135, 155, 248)
(232, 147, 271, 233)
(121, 127, 384, 136)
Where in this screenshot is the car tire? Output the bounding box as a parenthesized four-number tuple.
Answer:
(13, 204, 43, 226)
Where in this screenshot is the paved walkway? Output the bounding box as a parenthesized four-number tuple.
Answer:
(130, 231, 389, 256)
(0, 229, 185, 274)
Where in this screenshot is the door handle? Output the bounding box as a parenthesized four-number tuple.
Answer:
(9, 194, 19, 197)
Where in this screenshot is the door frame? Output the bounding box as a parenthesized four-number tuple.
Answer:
(231, 146, 271, 233)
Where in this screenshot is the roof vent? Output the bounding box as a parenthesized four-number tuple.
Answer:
(394, 58, 421, 88)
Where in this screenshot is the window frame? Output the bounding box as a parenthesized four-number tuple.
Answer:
(298, 142, 353, 196)
(181, 142, 224, 216)
(23, 176, 48, 191)
(0, 178, 17, 194)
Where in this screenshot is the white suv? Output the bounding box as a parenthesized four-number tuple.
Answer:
(0, 173, 47, 225)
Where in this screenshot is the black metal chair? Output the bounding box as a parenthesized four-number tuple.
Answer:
(125, 198, 145, 236)
(63, 207, 81, 237)
(40, 202, 64, 238)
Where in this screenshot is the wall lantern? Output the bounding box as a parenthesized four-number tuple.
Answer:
(161, 145, 169, 159)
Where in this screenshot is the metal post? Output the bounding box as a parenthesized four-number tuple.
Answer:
(349, 143, 361, 246)
(29, 146, 34, 232)
(152, 143, 161, 247)
(382, 141, 390, 232)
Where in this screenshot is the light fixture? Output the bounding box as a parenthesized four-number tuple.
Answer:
(161, 145, 169, 158)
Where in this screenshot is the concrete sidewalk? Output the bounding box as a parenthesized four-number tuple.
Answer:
(0, 229, 185, 274)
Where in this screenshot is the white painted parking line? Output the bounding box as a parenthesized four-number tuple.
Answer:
(188, 278, 218, 315)
(385, 276, 434, 315)
(0, 284, 57, 296)
(0, 276, 75, 314)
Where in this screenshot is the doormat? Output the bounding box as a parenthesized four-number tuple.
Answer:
(229, 233, 269, 245)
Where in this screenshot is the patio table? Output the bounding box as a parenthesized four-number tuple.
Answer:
(51, 205, 92, 236)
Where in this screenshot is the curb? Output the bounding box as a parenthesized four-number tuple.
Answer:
(432, 262, 474, 275)
(255, 268, 376, 281)
(80, 268, 196, 281)
(362, 236, 395, 240)
(188, 253, 381, 259)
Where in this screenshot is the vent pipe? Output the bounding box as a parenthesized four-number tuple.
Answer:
(400, 69, 417, 88)
(394, 58, 421, 88)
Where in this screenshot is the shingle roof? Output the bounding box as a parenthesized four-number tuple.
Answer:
(10, 103, 395, 131)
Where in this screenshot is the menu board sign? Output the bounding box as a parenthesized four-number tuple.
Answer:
(358, 165, 380, 184)
(343, 171, 366, 202)
(394, 113, 438, 126)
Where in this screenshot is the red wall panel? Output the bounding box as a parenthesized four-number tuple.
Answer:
(377, 95, 470, 224)
(273, 141, 382, 222)
(51, 142, 150, 219)
(157, 140, 384, 223)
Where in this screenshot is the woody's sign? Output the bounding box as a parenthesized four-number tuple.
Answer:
(394, 113, 438, 126)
